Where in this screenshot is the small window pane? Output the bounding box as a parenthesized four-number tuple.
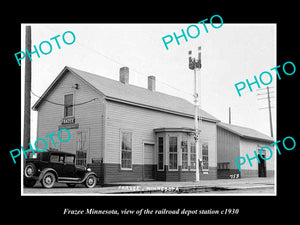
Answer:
(190, 142, 196, 169)
(158, 137, 164, 170)
(121, 132, 132, 169)
(169, 137, 177, 169)
(65, 156, 75, 163)
(50, 154, 59, 163)
(202, 143, 209, 170)
(76, 151, 87, 166)
(64, 94, 73, 117)
(182, 142, 188, 170)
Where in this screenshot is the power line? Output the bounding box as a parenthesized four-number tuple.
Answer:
(30, 90, 98, 107)
(40, 25, 194, 98)
(259, 106, 274, 110)
(76, 40, 194, 97)
(257, 86, 274, 137)
(257, 86, 274, 91)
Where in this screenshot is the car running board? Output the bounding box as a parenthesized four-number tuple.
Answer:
(58, 177, 83, 183)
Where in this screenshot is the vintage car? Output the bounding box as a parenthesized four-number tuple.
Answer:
(24, 150, 97, 188)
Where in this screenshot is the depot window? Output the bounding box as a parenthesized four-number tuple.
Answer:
(202, 143, 209, 170)
(190, 142, 196, 170)
(121, 131, 132, 169)
(76, 131, 88, 166)
(217, 162, 230, 170)
(169, 137, 178, 170)
(158, 137, 164, 171)
(64, 93, 74, 117)
(182, 141, 188, 170)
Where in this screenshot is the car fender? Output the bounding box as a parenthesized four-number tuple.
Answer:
(81, 172, 97, 182)
(38, 168, 58, 182)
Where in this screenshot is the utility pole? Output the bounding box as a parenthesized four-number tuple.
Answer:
(23, 26, 31, 151)
(189, 46, 202, 182)
(229, 107, 231, 124)
(257, 86, 274, 137)
(266, 86, 273, 138)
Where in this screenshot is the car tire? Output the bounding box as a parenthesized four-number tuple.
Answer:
(24, 163, 36, 178)
(24, 179, 36, 187)
(85, 174, 97, 188)
(41, 172, 56, 188)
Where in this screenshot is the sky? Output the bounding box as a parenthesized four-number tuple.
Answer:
(20, 23, 276, 143)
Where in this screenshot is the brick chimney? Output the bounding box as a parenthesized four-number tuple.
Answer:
(148, 75, 156, 91)
(119, 67, 129, 84)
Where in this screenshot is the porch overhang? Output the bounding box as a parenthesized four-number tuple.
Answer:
(153, 127, 196, 134)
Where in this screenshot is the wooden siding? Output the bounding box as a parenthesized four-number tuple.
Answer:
(180, 170, 196, 181)
(143, 143, 155, 165)
(200, 167, 217, 180)
(36, 70, 105, 164)
(217, 126, 240, 169)
(217, 169, 241, 179)
(239, 138, 275, 172)
(104, 164, 143, 183)
(241, 169, 258, 178)
(217, 127, 275, 177)
(200, 121, 217, 168)
(165, 170, 180, 181)
(104, 100, 217, 169)
(143, 165, 155, 180)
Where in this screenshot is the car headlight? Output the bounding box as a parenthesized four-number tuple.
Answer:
(87, 168, 91, 172)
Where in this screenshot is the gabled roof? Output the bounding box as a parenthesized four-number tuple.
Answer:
(32, 66, 220, 123)
(217, 122, 274, 143)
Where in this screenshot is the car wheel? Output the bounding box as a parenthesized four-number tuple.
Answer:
(24, 179, 36, 187)
(24, 163, 36, 178)
(41, 172, 56, 188)
(67, 183, 76, 188)
(85, 174, 97, 188)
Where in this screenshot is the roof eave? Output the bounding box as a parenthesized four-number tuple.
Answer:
(32, 66, 219, 124)
(32, 66, 105, 111)
(217, 123, 274, 143)
(32, 66, 69, 111)
(217, 123, 243, 136)
(105, 96, 220, 123)
(153, 127, 195, 133)
(241, 135, 274, 144)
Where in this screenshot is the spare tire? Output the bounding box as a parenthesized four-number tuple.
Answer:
(24, 163, 36, 178)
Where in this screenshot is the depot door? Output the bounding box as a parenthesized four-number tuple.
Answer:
(143, 143, 155, 180)
(258, 154, 266, 177)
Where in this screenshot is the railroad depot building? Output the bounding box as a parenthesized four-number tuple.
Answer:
(217, 122, 275, 179)
(32, 66, 274, 184)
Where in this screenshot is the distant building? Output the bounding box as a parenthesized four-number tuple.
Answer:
(32, 66, 220, 183)
(217, 122, 275, 179)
